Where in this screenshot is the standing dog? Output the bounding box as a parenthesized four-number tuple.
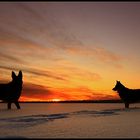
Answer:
(113, 80, 140, 108)
(0, 70, 23, 109)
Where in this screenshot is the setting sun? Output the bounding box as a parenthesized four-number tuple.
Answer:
(52, 99, 61, 102)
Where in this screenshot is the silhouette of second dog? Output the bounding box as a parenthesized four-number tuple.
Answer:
(0, 71, 23, 109)
(113, 80, 140, 108)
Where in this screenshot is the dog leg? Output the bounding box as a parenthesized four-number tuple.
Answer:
(7, 102, 12, 109)
(125, 102, 129, 108)
(15, 102, 20, 109)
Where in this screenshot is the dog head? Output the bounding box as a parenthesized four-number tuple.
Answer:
(112, 80, 121, 91)
(12, 70, 23, 86)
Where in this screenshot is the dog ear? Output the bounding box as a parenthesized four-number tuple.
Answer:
(12, 71, 16, 79)
(18, 70, 22, 79)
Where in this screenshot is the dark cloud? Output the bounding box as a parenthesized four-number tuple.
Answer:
(22, 82, 52, 98)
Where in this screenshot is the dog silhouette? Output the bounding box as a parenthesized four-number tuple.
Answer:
(0, 70, 23, 109)
(113, 80, 140, 108)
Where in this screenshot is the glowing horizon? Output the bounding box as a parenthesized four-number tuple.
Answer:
(0, 2, 140, 101)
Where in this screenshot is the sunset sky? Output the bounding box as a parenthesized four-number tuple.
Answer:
(1, 2, 140, 101)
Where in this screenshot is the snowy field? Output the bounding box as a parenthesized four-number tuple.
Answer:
(0, 103, 139, 138)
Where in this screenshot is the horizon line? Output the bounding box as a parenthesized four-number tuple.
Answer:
(3, 99, 123, 103)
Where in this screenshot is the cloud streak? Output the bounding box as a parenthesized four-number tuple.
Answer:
(0, 65, 67, 81)
(61, 45, 123, 64)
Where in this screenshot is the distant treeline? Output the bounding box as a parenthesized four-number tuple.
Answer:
(14, 100, 123, 103)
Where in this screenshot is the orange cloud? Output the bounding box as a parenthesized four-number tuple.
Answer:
(20, 82, 74, 101)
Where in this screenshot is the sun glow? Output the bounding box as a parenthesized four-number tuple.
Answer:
(52, 98, 61, 102)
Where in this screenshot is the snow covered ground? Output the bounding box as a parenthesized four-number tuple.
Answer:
(0, 103, 139, 138)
